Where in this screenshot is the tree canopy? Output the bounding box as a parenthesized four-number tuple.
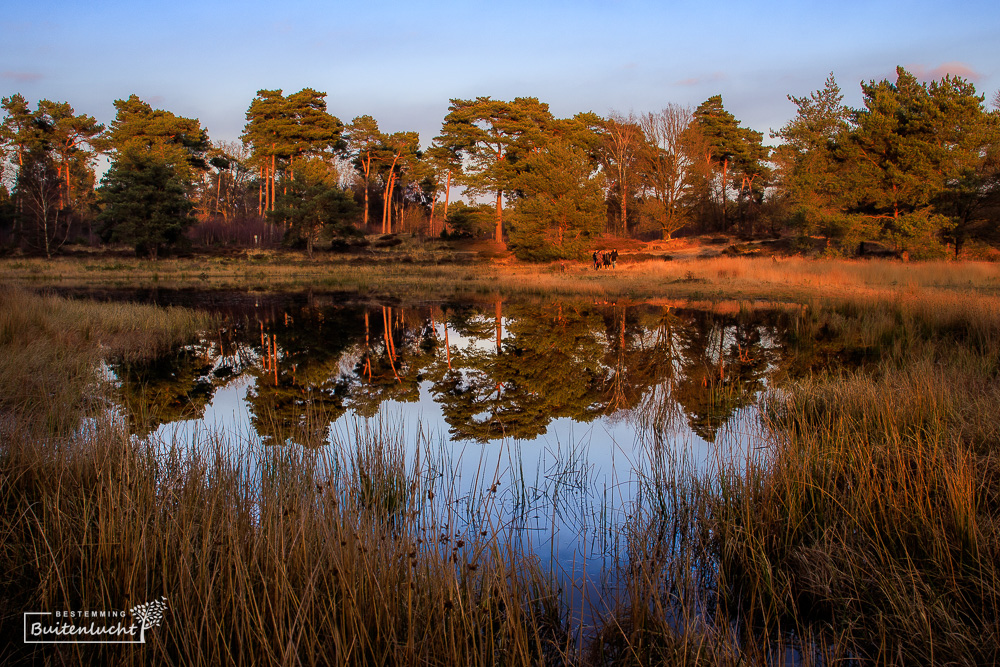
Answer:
(242, 88, 343, 216)
(99, 94, 209, 182)
(437, 96, 554, 244)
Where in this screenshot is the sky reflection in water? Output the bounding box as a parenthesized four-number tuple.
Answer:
(93, 289, 826, 600)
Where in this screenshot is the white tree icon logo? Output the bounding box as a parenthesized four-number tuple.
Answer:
(129, 597, 168, 643)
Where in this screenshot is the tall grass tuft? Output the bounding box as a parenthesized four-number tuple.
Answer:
(706, 341, 1000, 663)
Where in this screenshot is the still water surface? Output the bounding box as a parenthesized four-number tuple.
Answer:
(77, 289, 844, 598)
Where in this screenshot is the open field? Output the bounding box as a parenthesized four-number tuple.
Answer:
(1, 261, 999, 664)
(2, 250, 1000, 304)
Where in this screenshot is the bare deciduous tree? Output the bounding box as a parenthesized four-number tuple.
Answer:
(639, 104, 696, 240)
(19, 156, 69, 257)
(602, 112, 644, 236)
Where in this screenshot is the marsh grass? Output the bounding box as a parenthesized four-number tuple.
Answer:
(3, 278, 1000, 665)
(584, 283, 1000, 664)
(703, 324, 1000, 663)
(0, 287, 213, 434)
(1, 414, 584, 666)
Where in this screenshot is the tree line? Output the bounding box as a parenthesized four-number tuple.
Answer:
(2, 66, 998, 260)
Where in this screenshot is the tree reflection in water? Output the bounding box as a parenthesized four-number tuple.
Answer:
(107, 292, 828, 447)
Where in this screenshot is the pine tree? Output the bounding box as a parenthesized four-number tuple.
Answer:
(344, 115, 383, 228)
(691, 95, 766, 231)
(99, 95, 208, 183)
(437, 97, 553, 244)
(509, 138, 605, 260)
(423, 140, 462, 235)
(1, 95, 103, 254)
(242, 89, 343, 216)
(97, 153, 194, 258)
(772, 73, 852, 243)
(843, 67, 998, 253)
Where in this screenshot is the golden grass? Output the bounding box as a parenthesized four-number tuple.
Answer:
(2, 254, 998, 304)
(3, 274, 1000, 664)
(0, 287, 212, 433)
(0, 416, 582, 666)
(702, 313, 1000, 664)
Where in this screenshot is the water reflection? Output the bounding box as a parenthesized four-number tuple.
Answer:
(81, 289, 864, 622)
(107, 294, 812, 446)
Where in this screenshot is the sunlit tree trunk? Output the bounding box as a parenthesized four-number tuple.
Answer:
(495, 190, 503, 243)
(429, 194, 438, 235)
(362, 152, 372, 228)
(271, 153, 276, 212)
(443, 169, 452, 233)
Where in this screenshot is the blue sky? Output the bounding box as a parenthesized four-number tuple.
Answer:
(3, 0, 998, 148)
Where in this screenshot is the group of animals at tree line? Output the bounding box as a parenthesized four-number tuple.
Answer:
(1, 66, 997, 261)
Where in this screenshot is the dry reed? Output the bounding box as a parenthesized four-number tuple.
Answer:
(2, 277, 999, 665)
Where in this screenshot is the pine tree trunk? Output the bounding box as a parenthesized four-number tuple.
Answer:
(362, 153, 371, 229)
(495, 190, 503, 243)
(382, 153, 401, 234)
(443, 170, 452, 233)
(721, 158, 728, 229)
(429, 194, 437, 235)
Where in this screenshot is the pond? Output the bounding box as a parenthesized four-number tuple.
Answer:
(73, 288, 852, 612)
